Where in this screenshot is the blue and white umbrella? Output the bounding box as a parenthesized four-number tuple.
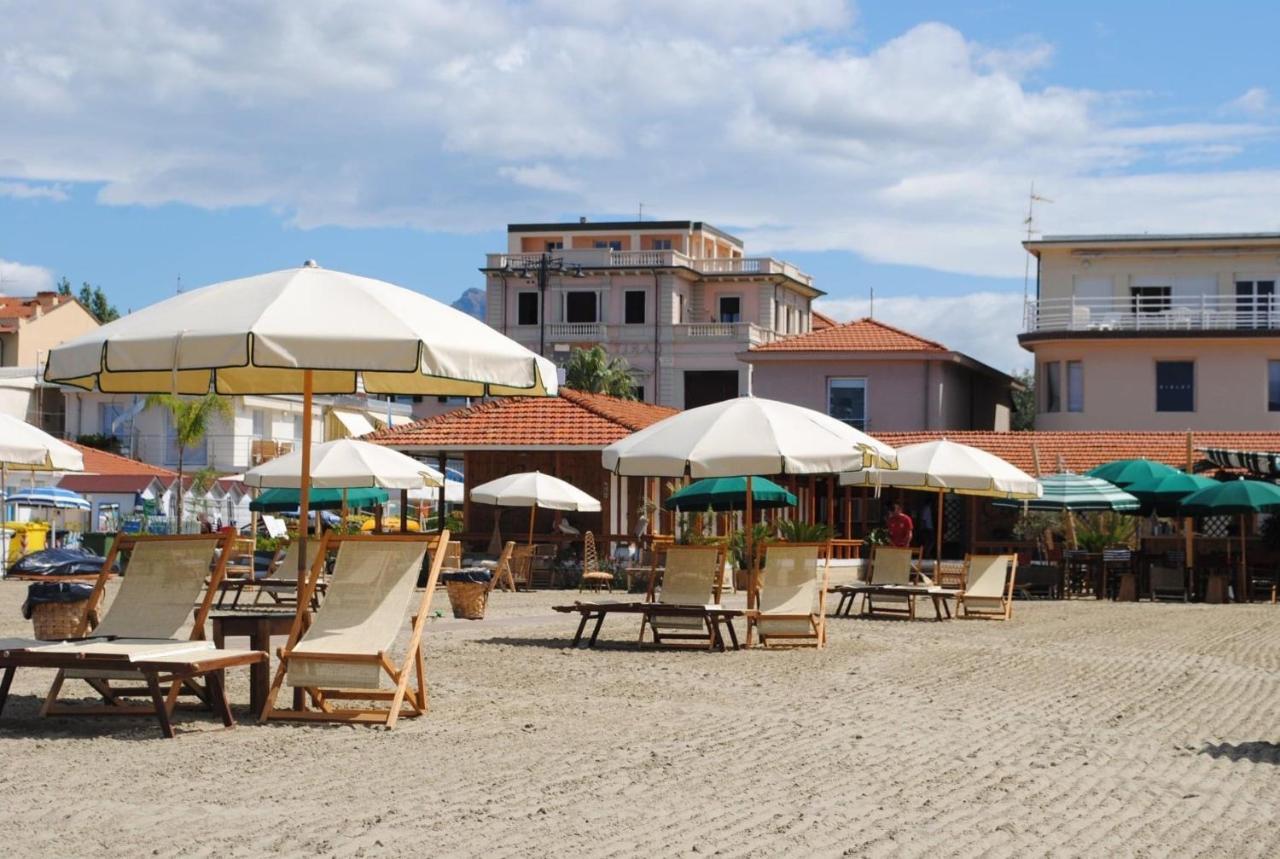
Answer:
(6, 487, 91, 510)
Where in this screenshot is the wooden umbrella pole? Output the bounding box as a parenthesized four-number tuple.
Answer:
(297, 370, 313, 597)
(935, 489, 944, 565)
(341, 487, 348, 533)
(527, 505, 536, 546)
(399, 488, 408, 534)
(746, 475, 755, 611)
(1240, 513, 1247, 601)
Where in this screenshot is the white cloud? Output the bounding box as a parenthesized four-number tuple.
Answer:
(1224, 86, 1270, 116)
(0, 258, 55, 293)
(816, 291, 1030, 374)
(0, 2, 1277, 282)
(0, 180, 67, 201)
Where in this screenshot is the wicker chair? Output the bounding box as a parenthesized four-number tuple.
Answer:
(579, 531, 614, 592)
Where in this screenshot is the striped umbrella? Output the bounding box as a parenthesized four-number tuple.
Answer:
(995, 472, 1139, 512)
(5, 487, 91, 510)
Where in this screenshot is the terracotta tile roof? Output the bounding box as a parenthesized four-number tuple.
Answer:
(870, 431, 1280, 475)
(59, 474, 168, 494)
(68, 443, 177, 478)
(365, 389, 677, 449)
(811, 309, 838, 330)
(0, 292, 76, 332)
(751, 317, 948, 353)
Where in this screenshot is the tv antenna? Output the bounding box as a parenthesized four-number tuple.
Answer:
(1022, 182, 1053, 305)
(637, 202, 644, 221)
(176, 274, 183, 295)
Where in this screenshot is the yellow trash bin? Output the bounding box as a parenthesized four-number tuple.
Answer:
(5, 522, 51, 563)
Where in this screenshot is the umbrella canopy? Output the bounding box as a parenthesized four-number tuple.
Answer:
(601, 396, 897, 478)
(469, 472, 601, 512)
(993, 472, 1139, 512)
(1179, 479, 1280, 514)
(249, 486, 389, 512)
(1124, 472, 1218, 510)
(5, 487, 91, 510)
(242, 439, 442, 490)
(663, 476, 797, 512)
(1086, 458, 1180, 490)
(839, 440, 1041, 499)
(0, 414, 84, 471)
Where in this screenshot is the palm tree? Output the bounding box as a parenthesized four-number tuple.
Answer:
(145, 393, 233, 531)
(563, 346, 635, 399)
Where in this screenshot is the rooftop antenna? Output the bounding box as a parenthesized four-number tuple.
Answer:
(176, 274, 183, 295)
(1022, 182, 1053, 305)
(637, 202, 644, 221)
(869, 286, 875, 319)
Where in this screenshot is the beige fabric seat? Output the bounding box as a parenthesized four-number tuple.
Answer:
(957, 554, 1017, 620)
(863, 545, 923, 619)
(253, 539, 326, 605)
(640, 545, 724, 646)
(263, 531, 449, 728)
(747, 543, 830, 648)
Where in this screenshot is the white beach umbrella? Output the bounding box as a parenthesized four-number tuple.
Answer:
(470, 471, 601, 545)
(243, 439, 442, 490)
(0, 414, 84, 576)
(44, 262, 555, 593)
(602, 397, 897, 607)
(840, 439, 1041, 562)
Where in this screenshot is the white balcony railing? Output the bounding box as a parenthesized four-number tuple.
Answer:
(485, 250, 813, 286)
(672, 322, 778, 345)
(546, 322, 606, 340)
(1024, 294, 1280, 334)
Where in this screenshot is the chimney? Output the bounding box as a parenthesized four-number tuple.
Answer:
(579, 216, 587, 224)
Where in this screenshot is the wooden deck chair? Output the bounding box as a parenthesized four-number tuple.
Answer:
(508, 543, 535, 591)
(638, 545, 724, 647)
(957, 554, 1018, 620)
(41, 532, 237, 722)
(261, 531, 449, 728)
(579, 531, 613, 592)
(746, 542, 830, 648)
(491, 541, 517, 592)
(251, 539, 326, 606)
(863, 545, 923, 619)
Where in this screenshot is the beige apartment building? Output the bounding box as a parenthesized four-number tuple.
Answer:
(1021, 233, 1280, 430)
(482, 219, 821, 408)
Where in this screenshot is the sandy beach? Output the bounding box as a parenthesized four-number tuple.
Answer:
(2, 581, 1279, 858)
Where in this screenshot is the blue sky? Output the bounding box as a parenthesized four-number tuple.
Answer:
(2, 1, 1277, 371)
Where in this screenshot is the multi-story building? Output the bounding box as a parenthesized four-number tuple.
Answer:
(482, 219, 821, 409)
(0, 291, 101, 433)
(1021, 233, 1280, 430)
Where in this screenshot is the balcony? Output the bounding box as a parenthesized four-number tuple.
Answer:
(546, 322, 606, 341)
(1022, 295, 1280, 336)
(672, 322, 778, 346)
(485, 250, 813, 287)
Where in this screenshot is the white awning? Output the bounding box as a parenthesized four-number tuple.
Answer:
(333, 410, 377, 438)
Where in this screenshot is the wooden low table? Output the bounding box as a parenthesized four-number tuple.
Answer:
(829, 584, 958, 621)
(552, 601, 743, 650)
(210, 610, 297, 716)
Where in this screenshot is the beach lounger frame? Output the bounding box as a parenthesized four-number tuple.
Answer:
(637, 545, 726, 648)
(260, 530, 449, 728)
(956, 554, 1018, 620)
(863, 545, 925, 620)
(745, 542, 831, 648)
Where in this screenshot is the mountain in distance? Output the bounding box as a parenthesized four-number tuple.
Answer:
(450, 287, 486, 320)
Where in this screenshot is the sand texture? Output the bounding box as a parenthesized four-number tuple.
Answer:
(2, 581, 1279, 857)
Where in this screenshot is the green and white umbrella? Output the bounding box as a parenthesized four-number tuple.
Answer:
(1179, 478, 1280, 581)
(995, 472, 1139, 512)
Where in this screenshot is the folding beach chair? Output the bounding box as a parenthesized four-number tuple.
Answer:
(579, 531, 613, 592)
(746, 542, 830, 648)
(956, 554, 1018, 620)
(491, 541, 518, 592)
(245, 539, 327, 607)
(638, 545, 724, 647)
(261, 531, 449, 728)
(0, 533, 264, 737)
(863, 545, 923, 619)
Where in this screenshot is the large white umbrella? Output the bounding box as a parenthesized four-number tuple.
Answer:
(242, 438, 442, 490)
(602, 397, 898, 606)
(470, 471, 601, 545)
(45, 262, 555, 596)
(0, 414, 84, 576)
(840, 439, 1041, 562)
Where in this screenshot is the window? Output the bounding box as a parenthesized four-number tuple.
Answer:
(1269, 362, 1280, 412)
(624, 290, 646, 325)
(99, 403, 129, 440)
(1236, 280, 1275, 329)
(652, 239, 672, 250)
(162, 409, 208, 467)
(293, 414, 303, 442)
(718, 296, 741, 323)
(593, 240, 623, 251)
(1156, 361, 1195, 412)
(251, 409, 267, 439)
(517, 292, 539, 326)
(1067, 361, 1084, 413)
(564, 291, 598, 323)
(544, 240, 563, 251)
(1130, 285, 1171, 314)
(1043, 362, 1060, 412)
(828, 378, 867, 429)
(631, 385, 645, 401)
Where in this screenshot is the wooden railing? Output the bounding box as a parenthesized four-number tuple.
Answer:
(828, 539, 863, 560)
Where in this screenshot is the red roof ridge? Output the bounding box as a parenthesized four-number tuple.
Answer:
(68, 441, 177, 478)
(558, 388, 677, 430)
(751, 316, 948, 353)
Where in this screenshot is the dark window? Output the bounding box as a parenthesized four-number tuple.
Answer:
(1043, 362, 1060, 412)
(828, 378, 867, 430)
(652, 239, 672, 250)
(1156, 361, 1195, 412)
(1131, 286, 1171, 314)
(565, 291, 598, 323)
(545, 240, 563, 251)
(1067, 361, 1083, 413)
(631, 385, 645, 401)
(517, 292, 539, 325)
(1237, 280, 1275, 329)
(624, 290, 646, 324)
(593, 240, 623, 251)
(719, 296, 741, 323)
(683, 371, 739, 410)
(1269, 362, 1280, 412)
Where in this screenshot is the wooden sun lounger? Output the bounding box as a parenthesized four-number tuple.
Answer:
(260, 531, 449, 728)
(862, 545, 927, 620)
(956, 554, 1018, 620)
(745, 542, 831, 648)
(637, 545, 726, 648)
(551, 601, 743, 650)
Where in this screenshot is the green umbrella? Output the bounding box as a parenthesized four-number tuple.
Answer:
(1087, 458, 1180, 489)
(1179, 479, 1280, 587)
(994, 472, 1139, 512)
(1123, 472, 1218, 514)
(663, 476, 797, 512)
(250, 486, 389, 512)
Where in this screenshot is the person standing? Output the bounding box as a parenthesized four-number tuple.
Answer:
(887, 501, 914, 548)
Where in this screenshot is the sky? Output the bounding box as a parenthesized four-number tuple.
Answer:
(3, 0, 1279, 374)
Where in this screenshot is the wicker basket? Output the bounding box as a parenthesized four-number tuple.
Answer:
(445, 580, 488, 620)
(31, 600, 90, 641)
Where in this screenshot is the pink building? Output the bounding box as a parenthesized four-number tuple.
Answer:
(742, 318, 1016, 431)
(483, 219, 820, 409)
